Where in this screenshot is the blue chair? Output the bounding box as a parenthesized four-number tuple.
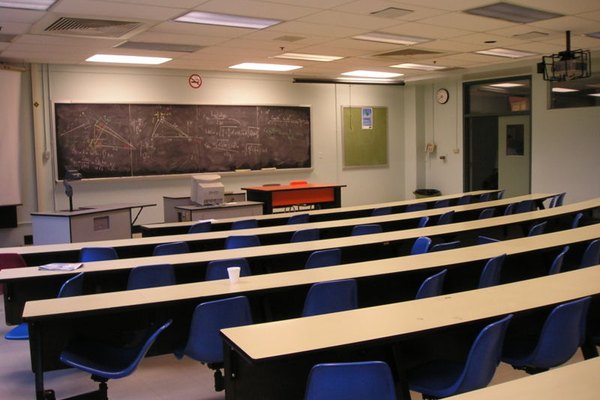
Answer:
(549, 192, 566, 208)
(231, 219, 258, 230)
(571, 212, 583, 229)
(205, 258, 251, 281)
(410, 236, 432, 255)
(478, 208, 495, 220)
(175, 296, 252, 391)
(476, 235, 499, 245)
(305, 249, 342, 269)
(188, 221, 211, 234)
(415, 269, 447, 299)
(457, 195, 471, 205)
(496, 190, 505, 200)
(417, 216, 429, 228)
(527, 221, 547, 237)
(407, 314, 513, 399)
(5, 272, 85, 340)
(515, 200, 534, 214)
(548, 246, 569, 275)
(79, 247, 118, 262)
(126, 264, 176, 290)
(579, 239, 600, 268)
(436, 210, 455, 225)
(351, 224, 382, 236)
(153, 241, 189, 256)
(302, 279, 358, 317)
(305, 361, 397, 400)
(430, 241, 460, 252)
(291, 228, 320, 243)
(225, 235, 260, 249)
(287, 213, 309, 225)
(406, 203, 427, 212)
(479, 193, 491, 202)
(478, 254, 506, 288)
(371, 207, 392, 216)
(433, 199, 450, 209)
(60, 319, 172, 400)
(503, 203, 515, 215)
(502, 297, 591, 373)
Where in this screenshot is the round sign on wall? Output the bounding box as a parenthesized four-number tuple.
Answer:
(188, 74, 202, 89)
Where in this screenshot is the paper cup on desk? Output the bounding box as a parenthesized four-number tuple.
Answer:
(227, 266, 241, 284)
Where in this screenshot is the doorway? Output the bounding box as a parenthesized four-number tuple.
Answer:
(463, 77, 531, 196)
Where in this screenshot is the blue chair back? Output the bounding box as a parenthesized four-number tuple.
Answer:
(415, 269, 447, 299)
(478, 208, 495, 219)
(548, 246, 569, 275)
(302, 279, 357, 317)
(205, 258, 251, 281)
(549, 192, 566, 208)
(437, 210, 455, 225)
(305, 249, 342, 269)
(527, 221, 547, 237)
(231, 219, 258, 230)
(417, 216, 429, 228)
(351, 224, 382, 236)
(291, 228, 320, 243)
(177, 296, 252, 364)
(287, 213, 310, 225)
(580, 239, 600, 268)
(571, 212, 583, 229)
(410, 236, 432, 255)
(371, 207, 392, 216)
(457, 195, 471, 205)
(479, 193, 491, 202)
(476, 235, 499, 245)
(305, 361, 397, 400)
(153, 241, 189, 256)
(478, 254, 506, 288)
(430, 241, 460, 252)
(406, 203, 427, 212)
(496, 190, 505, 200)
(58, 272, 85, 298)
(503, 203, 515, 215)
(515, 200, 534, 214)
(502, 297, 591, 370)
(225, 235, 261, 249)
(127, 264, 176, 290)
(433, 199, 450, 209)
(188, 221, 211, 234)
(79, 247, 118, 262)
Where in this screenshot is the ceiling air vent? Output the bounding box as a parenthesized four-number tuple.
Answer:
(273, 35, 305, 43)
(116, 41, 203, 53)
(376, 48, 442, 58)
(44, 17, 143, 38)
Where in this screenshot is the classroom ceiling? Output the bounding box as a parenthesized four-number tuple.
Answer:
(1, 0, 599, 82)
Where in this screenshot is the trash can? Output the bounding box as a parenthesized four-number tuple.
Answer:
(413, 189, 441, 199)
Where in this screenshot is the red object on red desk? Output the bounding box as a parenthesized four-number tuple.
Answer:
(242, 183, 346, 214)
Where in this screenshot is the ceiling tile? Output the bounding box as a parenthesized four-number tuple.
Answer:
(52, 0, 187, 21)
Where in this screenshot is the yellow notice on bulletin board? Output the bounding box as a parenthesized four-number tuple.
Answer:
(342, 106, 388, 168)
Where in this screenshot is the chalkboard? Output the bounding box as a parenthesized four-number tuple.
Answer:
(54, 103, 311, 179)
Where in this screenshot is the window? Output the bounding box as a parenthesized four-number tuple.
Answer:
(549, 72, 600, 109)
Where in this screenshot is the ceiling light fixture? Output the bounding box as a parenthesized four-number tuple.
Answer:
(464, 2, 562, 23)
(274, 53, 343, 62)
(489, 82, 525, 88)
(390, 63, 446, 71)
(353, 32, 431, 46)
(587, 32, 600, 39)
(229, 63, 302, 72)
(476, 48, 536, 58)
(174, 11, 281, 29)
(86, 54, 172, 65)
(341, 70, 403, 79)
(551, 87, 579, 93)
(0, 0, 56, 10)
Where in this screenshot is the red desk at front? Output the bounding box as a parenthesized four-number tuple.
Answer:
(242, 183, 346, 214)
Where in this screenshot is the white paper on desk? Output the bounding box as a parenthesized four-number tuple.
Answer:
(39, 263, 83, 271)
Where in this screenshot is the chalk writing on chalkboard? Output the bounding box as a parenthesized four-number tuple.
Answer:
(54, 103, 311, 179)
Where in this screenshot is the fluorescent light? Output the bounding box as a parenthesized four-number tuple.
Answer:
(552, 87, 579, 93)
(390, 63, 446, 71)
(274, 53, 343, 62)
(476, 48, 536, 58)
(175, 11, 280, 29)
(489, 82, 525, 88)
(587, 32, 600, 39)
(588, 93, 600, 97)
(464, 3, 562, 23)
(86, 54, 172, 65)
(0, 0, 56, 10)
(229, 63, 302, 72)
(341, 70, 403, 79)
(353, 32, 431, 45)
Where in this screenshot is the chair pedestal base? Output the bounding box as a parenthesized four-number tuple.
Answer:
(61, 379, 108, 400)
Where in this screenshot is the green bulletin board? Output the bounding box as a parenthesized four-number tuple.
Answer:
(342, 106, 388, 167)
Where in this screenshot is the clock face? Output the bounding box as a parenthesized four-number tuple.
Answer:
(436, 88, 449, 104)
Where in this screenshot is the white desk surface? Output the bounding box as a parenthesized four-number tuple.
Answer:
(174, 200, 263, 211)
(21, 227, 599, 320)
(144, 190, 502, 229)
(445, 357, 600, 400)
(220, 265, 600, 362)
(3, 205, 599, 282)
(30, 202, 156, 217)
(1, 193, 561, 257)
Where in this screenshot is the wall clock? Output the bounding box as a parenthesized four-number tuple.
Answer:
(436, 88, 449, 104)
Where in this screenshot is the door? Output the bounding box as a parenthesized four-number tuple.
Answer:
(498, 115, 531, 197)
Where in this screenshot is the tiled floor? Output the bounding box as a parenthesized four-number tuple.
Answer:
(0, 300, 585, 400)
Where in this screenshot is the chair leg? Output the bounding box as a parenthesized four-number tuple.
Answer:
(213, 369, 224, 392)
